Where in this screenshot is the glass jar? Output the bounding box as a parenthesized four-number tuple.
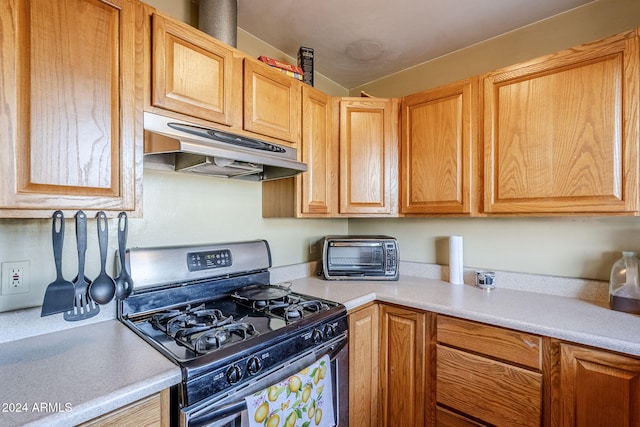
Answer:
(609, 251, 640, 314)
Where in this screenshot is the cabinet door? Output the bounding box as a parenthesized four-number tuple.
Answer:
(261, 86, 334, 218)
(150, 12, 241, 127)
(401, 78, 478, 214)
(379, 304, 426, 427)
(299, 86, 335, 216)
(79, 389, 170, 426)
(244, 59, 301, 144)
(339, 98, 398, 216)
(559, 343, 640, 427)
(0, 0, 142, 217)
(483, 30, 640, 214)
(349, 304, 379, 427)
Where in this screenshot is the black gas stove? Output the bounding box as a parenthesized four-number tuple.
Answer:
(117, 240, 348, 422)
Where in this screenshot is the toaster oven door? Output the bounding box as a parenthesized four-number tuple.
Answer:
(324, 242, 392, 278)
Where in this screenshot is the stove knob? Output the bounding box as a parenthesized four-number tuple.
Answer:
(324, 324, 336, 338)
(226, 364, 243, 384)
(312, 328, 323, 343)
(246, 356, 262, 375)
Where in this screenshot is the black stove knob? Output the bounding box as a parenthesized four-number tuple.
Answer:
(226, 364, 243, 384)
(246, 356, 262, 375)
(312, 328, 323, 343)
(324, 324, 336, 338)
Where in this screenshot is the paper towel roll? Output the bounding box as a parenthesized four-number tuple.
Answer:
(449, 235, 464, 285)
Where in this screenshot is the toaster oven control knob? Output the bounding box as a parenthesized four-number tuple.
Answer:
(226, 365, 243, 384)
(323, 324, 335, 338)
(246, 356, 262, 375)
(312, 328, 323, 343)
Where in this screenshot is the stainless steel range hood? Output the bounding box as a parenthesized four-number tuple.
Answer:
(143, 112, 307, 181)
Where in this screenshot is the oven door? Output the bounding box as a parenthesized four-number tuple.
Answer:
(183, 334, 348, 427)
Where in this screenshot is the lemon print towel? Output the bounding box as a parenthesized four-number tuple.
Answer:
(245, 354, 335, 427)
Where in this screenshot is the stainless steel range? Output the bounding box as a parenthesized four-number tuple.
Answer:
(117, 240, 348, 427)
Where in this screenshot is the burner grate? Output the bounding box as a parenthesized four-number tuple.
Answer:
(235, 294, 329, 322)
(150, 303, 259, 355)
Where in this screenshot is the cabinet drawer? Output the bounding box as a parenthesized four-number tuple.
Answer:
(436, 406, 486, 426)
(437, 315, 542, 369)
(436, 345, 542, 427)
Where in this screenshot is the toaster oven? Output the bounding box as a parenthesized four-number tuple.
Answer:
(322, 236, 399, 280)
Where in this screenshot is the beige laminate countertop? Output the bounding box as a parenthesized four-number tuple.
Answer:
(2, 274, 640, 427)
(0, 320, 181, 427)
(289, 275, 640, 357)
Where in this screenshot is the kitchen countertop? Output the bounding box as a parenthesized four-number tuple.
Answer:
(3, 272, 640, 427)
(289, 275, 640, 357)
(0, 320, 181, 427)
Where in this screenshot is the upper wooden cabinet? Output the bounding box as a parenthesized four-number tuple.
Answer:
(262, 85, 334, 217)
(401, 78, 478, 215)
(483, 29, 640, 214)
(244, 58, 302, 145)
(148, 11, 242, 127)
(338, 98, 399, 216)
(0, 0, 143, 218)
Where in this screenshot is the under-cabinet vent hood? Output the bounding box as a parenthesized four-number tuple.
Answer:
(143, 112, 307, 181)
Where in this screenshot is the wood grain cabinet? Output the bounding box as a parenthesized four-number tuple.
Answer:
(338, 98, 399, 216)
(262, 85, 335, 217)
(400, 78, 478, 215)
(78, 389, 170, 427)
(558, 343, 640, 427)
(0, 0, 143, 218)
(482, 29, 640, 215)
(244, 58, 302, 145)
(379, 304, 431, 426)
(348, 303, 380, 427)
(436, 315, 544, 426)
(148, 10, 242, 127)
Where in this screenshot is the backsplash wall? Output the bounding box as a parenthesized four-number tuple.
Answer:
(0, 170, 347, 312)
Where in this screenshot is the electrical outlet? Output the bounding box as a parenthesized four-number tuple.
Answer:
(1, 261, 30, 295)
(309, 241, 317, 255)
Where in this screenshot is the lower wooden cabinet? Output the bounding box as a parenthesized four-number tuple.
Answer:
(379, 304, 432, 427)
(558, 343, 640, 427)
(348, 303, 640, 427)
(436, 316, 543, 427)
(349, 303, 380, 427)
(78, 389, 170, 427)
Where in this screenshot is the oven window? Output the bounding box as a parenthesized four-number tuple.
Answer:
(328, 245, 384, 272)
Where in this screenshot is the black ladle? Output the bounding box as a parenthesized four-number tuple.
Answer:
(89, 211, 116, 304)
(114, 212, 133, 300)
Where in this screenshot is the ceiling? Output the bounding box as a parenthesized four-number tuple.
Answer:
(237, 0, 594, 89)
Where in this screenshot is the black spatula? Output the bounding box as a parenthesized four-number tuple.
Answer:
(41, 211, 75, 316)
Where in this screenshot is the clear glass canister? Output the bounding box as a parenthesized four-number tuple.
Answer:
(609, 251, 640, 314)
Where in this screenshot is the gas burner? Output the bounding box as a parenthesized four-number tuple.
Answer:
(194, 323, 258, 353)
(151, 304, 234, 336)
(255, 296, 329, 322)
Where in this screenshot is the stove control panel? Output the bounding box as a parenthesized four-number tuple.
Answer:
(187, 249, 232, 271)
(186, 314, 349, 406)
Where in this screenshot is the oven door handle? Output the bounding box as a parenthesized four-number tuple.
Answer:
(185, 333, 347, 427)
